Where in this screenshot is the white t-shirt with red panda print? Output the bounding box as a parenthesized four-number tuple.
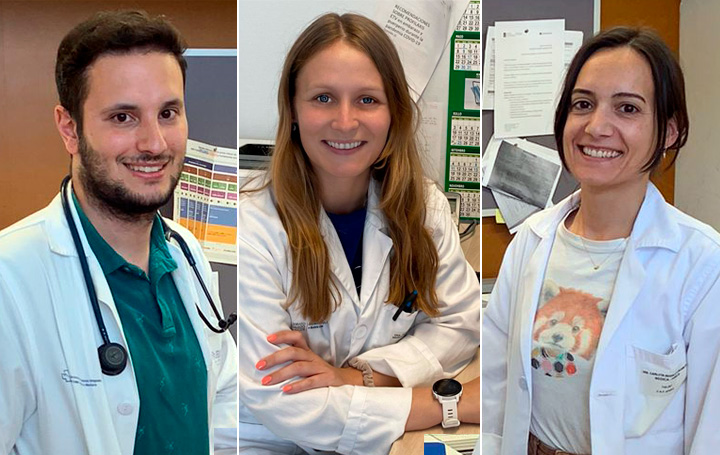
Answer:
(529, 212, 627, 454)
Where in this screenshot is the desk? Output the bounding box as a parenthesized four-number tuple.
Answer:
(389, 349, 480, 454)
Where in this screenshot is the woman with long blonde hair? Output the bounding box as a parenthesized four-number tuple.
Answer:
(237, 12, 480, 454)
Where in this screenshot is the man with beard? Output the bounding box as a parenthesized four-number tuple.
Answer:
(0, 11, 237, 455)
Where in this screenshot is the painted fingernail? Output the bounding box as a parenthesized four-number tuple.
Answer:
(256, 360, 266, 370)
(267, 334, 277, 342)
(282, 385, 292, 393)
(261, 376, 272, 385)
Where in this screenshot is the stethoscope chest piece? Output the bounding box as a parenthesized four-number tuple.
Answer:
(61, 175, 236, 378)
(98, 342, 128, 376)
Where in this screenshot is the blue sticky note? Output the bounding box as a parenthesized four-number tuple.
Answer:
(424, 442, 446, 455)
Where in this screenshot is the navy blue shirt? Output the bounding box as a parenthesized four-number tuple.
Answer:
(327, 207, 366, 295)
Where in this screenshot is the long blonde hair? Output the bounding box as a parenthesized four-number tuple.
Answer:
(271, 13, 439, 322)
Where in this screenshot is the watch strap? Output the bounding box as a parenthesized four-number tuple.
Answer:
(440, 398, 460, 428)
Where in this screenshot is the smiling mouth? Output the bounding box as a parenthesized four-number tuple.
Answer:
(124, 162, 168, 174)
(581, 146, 622, 159)
(324, 140, 364, 150)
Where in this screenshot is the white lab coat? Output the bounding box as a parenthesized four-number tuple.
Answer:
(483, 183, 720, 455)
(237, 179, 480, 455)
(0, 185, 238, 455)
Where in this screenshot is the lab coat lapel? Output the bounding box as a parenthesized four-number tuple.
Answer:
(596, 183, 680, 357)
(519, 191, 583, 383)
(166, 240, 217, 421)
(518, 233, 555, 384)
(596, 248, 646, 357)
(360, 181, 393, 309)
(45, 192, 126, 455)
(167, 242, 212, 372)
(47, 185, 125, 329)
(359, 217, 393, 308)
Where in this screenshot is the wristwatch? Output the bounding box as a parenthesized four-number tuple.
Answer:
(432, 378, 463, 428)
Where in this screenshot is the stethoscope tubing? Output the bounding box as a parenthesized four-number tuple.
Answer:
(60, 176, 113, 346)
(60, 176, 236, 375)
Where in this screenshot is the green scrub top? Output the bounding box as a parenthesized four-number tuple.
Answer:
(73, 195, 209, 455)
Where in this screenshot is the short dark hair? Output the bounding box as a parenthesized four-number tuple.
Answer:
(554, 26, 689, 172)
(55, 10, 188, 131)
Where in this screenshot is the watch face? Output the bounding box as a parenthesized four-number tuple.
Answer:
(433, 378, 462, 397)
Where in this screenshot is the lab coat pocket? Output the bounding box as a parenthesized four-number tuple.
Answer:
(624, 343, 687, 438)
(385, 304, 418, 344)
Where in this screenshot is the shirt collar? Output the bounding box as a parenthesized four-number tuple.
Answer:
(72, 193, 178, 278)
(150, 216, 178, 283)
(526, 182, 682, 252)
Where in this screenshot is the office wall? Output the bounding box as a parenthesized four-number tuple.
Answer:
(0, 0, 236, 230)
(676, 1, 720, 228)
(481, 0, 681, 279)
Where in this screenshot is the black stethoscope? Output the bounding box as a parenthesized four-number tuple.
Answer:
(60, 176, 237, 376)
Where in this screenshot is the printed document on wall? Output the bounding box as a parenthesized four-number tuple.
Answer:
(494, 19, 564, 138)
(485, 28, 581, 111)
(373, 0, 453, 100)
(564, 30, 583, 74)
(482, 26, 495, 110)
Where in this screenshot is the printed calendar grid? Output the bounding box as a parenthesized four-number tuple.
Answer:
(449, 154, 480, 184)
(457, 190, 481, 219)
(454, 39, 480, 72)
(450, 117, 480, 148)
(456, 0, 480, 32)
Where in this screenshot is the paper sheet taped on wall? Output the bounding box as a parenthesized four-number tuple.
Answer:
(482, 136, 561, 231)
(372, 0, 469, 100)
(173, 139, 238, 265)
(494, 19, 564, 137)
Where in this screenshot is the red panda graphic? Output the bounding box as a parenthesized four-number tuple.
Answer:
(532, 286, 606, 360)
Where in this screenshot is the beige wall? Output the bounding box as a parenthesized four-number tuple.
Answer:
(676, 0, 720, 228)
(0, 0, 235, 229)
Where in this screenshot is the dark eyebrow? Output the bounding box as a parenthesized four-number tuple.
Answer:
(572, 88, 647, 103)
(162, 98, 184, 109)
(100, 98, 184, 115)
(100, 103, 139, 116)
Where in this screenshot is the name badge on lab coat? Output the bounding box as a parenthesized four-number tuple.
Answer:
(626, 343, 687, 437)
(639, 357, 687, 396)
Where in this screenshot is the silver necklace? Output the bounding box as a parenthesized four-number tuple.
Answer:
(579, 236, 627, 271)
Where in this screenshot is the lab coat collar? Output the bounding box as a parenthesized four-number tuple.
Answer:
(361, 179, 393, 307)
(44, 184, 124, 328)
(525, 182, 681, 252)
(318, 179, 393, 309)
(521, 182, 681, 379)
(45, 182, 91, 258)
(164, 231, 213, 375)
